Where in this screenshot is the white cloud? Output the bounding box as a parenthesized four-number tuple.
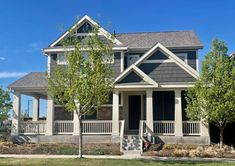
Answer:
(0, 72, 28, 79)
(0, 57, 5, 60)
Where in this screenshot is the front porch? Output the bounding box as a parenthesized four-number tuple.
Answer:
(12, 88, 209, 145)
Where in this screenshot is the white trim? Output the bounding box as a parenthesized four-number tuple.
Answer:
(174, 53, 188, 64)
(115, 64, 158, 86)
(115, 84, 194, 89)
(47, 55, 51, 75)
(43, 46, 128, 53)
(143, 59, 173, 63)
(49, 15, 123, 47)
(132, 66, 158, 86)
(115, 43, 199, 85)
(134, 43, 199, 79)
(196, 50, 199, 72)
(115, 85, 156, 89)
(159, 84, 195, 88)
(57, 53, 67, 65)
(120, 51, 124, 72)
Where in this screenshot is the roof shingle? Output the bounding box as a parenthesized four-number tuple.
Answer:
(8, 72, 47, 90)
(116, 31, 203, 49)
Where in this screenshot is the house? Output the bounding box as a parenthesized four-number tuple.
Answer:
(8, 15, 210, 151)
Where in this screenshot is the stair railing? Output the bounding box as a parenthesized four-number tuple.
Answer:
(139, 120, 145, 153)
(119, 120, 125, 152)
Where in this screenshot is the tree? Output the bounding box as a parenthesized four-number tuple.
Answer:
(47, 26, 114, 158)
(186, 39, 235, 148)
(0, 87, 12, 121)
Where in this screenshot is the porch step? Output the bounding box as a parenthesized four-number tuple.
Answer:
(122, 135, 142, 152)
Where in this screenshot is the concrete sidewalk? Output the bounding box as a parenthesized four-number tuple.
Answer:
(0, 154, 235, 162)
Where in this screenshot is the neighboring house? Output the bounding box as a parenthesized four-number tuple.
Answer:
(8, 15, 210, 151)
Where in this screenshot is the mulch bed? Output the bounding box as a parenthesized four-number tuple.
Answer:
(143, 144, 235, 158)
(0, 142, 121, 155)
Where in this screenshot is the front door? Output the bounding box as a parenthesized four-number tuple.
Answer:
(129, 95, 141, 130)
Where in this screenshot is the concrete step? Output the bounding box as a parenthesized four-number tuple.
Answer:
(122, 134, 142, 152)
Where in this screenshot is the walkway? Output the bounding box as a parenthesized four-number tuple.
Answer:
(0, 154, 235, 162)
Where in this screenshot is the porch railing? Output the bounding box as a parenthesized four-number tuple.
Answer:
(182, 121, 200, 136)
(153, 121, 175, 135)
(54, 120, 73, 134)
(82, 120, 112, 134)
(20, 121, 46, 134)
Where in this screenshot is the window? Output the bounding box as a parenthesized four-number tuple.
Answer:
(175, 53, 188, 63)
(81, 51, 114, 64)
(57, 53, 67, 65)
(82, 52, 89, 61)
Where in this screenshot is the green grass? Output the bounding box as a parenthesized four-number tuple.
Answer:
(0, 158, 234, 166)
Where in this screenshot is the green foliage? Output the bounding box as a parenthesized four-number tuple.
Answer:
(48, 26, 114, 116)
(186, 39, 235, 146)
(0, 87, 12, 121)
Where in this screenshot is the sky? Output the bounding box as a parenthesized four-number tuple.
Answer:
(0, 0, 235, 116)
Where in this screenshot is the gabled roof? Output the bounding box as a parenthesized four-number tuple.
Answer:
(8, 72, 47, 90)
(115, 65, 158, 87)
(115, 43, 199, 84)
(49, 15, 123, 47)
(116, 31, 203, 50)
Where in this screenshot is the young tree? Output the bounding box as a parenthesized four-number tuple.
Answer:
(48, 26, 114, 158)
(0, 87, 12, 121)
(186, 39, 235, 148)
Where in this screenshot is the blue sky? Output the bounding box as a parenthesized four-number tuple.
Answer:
(0, 0, 235, 116)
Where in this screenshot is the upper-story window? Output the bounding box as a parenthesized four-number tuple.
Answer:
(57, 53, 67, 65)
(127, 54, 140, 67)
(175, 53, 188, 64)
(56, 52, 114, 65)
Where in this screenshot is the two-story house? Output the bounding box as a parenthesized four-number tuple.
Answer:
(8, 15, 210, 152)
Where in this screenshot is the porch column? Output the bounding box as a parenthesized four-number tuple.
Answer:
(146, 89, 153, 132)
(200, 120, 210, 137)
(45, 96, 54, 135)
(32, 97, 39, 121)
(11, 92, 21, 136)
(73, 103, 80, 136)
(174, 90, 183, 136)
(112, 90, 119, 136)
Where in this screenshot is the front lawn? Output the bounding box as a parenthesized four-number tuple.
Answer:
(0, 158, 234, 166)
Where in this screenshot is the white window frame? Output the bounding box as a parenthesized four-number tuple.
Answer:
(175, 53, 188, 64)
(127, 54, 140, 66)
(57, 53, 67, 65)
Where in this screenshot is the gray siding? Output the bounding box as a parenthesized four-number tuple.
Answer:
(139, 62, 196, 83)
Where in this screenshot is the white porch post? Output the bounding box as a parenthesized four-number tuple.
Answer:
(174, 90, 183, 136)
(200, 120, 210, 137)
(73, 103, 80, 135)
(146, 89, 153, 132)
(32, 97, 39, 121)
(12, 92, 21, 136)
(45, 96, 54, 135)
(112, 90, 119, 136)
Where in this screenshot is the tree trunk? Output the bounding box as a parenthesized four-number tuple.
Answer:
(219, 126, 224, 149)
(78, 115, 83, 158)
